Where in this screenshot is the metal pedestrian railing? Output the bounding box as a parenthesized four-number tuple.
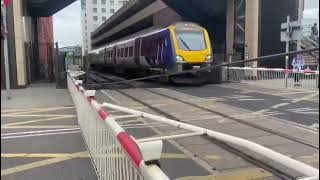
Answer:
(67, 71, 169, 180)
(225, 67, 319, 91)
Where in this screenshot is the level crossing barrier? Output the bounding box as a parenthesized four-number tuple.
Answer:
(67, 71, 319, 180)
(67, 71, 169, 180)
(224, 67, 319, 91)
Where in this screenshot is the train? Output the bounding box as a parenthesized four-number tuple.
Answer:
(88, 22, 213, 83)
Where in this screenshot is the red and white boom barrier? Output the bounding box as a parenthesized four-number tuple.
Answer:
(224, 67, 319, 91)
(67, 71, 318, 180)
(67, 72, 169, 180)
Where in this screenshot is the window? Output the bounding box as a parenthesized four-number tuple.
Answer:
(121, 48, 124, 57)
(117, 49, 120, 58)
(118, 1, 122, 5)
(110, 1, 114, 5)
(110, 9, 115, 13)
(93, 8, 97, 13)
(102, 16, 106, 21)
(124, 47, 128, 57)
(123, 1, 128, 5)
(175, 28, 206, 51)
(101, 8, 106, 13)
(101, 0, 106, 4)
(129, 46, 133, 57)
(93, 0, 97, 4)
(93, 16, 98, 21)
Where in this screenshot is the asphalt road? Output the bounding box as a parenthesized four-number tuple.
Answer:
(169, 83, 319, 127)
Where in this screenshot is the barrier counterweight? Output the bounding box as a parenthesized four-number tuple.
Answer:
(67, 74, 169, 180)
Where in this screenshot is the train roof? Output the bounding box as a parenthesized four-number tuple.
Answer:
(89, 22, 204, 54)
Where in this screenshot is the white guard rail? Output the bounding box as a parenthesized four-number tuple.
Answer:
(67, 73, 169, 180)
(225, 67, 319, 91)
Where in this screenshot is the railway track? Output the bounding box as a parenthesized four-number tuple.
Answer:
(88, 71, 319, 179)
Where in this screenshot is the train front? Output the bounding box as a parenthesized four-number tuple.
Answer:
(169, 23, 213, 83)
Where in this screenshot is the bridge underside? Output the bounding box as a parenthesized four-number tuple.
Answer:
(91, 0, 300, 65)
(27, 0, 77, 17)
(91, 0, 227, 52)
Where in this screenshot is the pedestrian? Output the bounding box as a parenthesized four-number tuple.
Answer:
(291, 55, 305, 87)
(311, 23, 318, 36)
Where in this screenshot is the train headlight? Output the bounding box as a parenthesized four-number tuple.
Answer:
(205, 55, 213, 63)
(176, 55, 184, 63)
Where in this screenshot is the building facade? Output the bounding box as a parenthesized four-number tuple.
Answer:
(81, 0, 129, 54)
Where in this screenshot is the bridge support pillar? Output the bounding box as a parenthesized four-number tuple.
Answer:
(226, 0, 235, 62)
(245, 0, 261, 68)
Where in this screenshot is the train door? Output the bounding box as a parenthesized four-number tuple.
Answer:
(134, 38, 141, 66)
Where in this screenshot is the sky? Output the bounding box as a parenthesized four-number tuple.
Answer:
(53, 0, 319, 47)
(53, 0, 81, 48)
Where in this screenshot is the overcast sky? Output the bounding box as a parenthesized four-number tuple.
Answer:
(53, 0, 81, 48)
(53, 0, 319, 47)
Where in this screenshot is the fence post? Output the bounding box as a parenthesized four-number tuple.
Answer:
(285, 15, 290, 88)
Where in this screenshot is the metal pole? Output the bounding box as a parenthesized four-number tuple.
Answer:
(285, 15, 290, 88)
(2, 4, 11, 99)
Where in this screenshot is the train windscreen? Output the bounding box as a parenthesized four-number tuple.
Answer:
(175, 27, 206, 51)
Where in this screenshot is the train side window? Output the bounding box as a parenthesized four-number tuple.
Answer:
(121, 48, 124, 57)
(117, 49, 120, 58)
(129, 46, 133, 57)
(125, 47, 129, 57)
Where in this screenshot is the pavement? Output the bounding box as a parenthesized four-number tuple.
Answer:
(1, 83, 97, 180)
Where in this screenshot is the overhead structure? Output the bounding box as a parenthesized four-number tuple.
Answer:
(91, 0, 227, 52)
(91, 0, 302, 68)
(27, 0, 77, 17)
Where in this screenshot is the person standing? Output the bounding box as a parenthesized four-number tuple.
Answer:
(292, 55, 305, 87)
(311, 23, 319, 37)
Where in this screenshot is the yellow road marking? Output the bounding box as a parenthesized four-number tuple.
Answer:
(296, 154, 319, 164)
(1, 107, 75, 114)
(2, 125, 80, 129)
(2, 114, 76, 118)
(2, 116, 74, 127)
(4, 107, 76, 116)
(291, 92, 319, 103)
(1, 153, 88, 158)
(175, 168, 273, 180)
(1, 151, 87, 176)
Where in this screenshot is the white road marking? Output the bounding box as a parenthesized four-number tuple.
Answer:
(101, 90, 122, 105)
(287, 108, 319, 115)
(273, 91, 318, 96)
(223, 95, 252, 99)
(1, 131, 81, 140)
